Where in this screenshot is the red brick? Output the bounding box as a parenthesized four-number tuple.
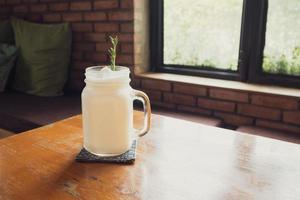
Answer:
(94, 0, 119, 9)
(121, 44, 133, 53)
(70, 2, 91, 11)
(177, 105, 212, 116)
(39, 0, 61, 2)
(95, 23, 119, 32)
(174, 83, 207, 96)
(142, 90, 162, 101)
(118, 34, 133, 42)
(85, 53, 107, 62)
(43, 14, 61, 22)
(6, 0, 20, 5)
(27, 14, 42, 22)
(283, 111, 300, 125)
(164, 93, 196, 106)
(116, 55, 133, 65)
(251, 94, 299, 110)
(198, 98, 235, 112)
(83, 33, 106, 42)
(72, 51, 83, 60)
(0, 6, 11, 14)
(121, 0, 133, 9)
(214, 112, 254, 126)
(96, 42, 111, 52)
(49, 3, 69, 11)
(108, 11, 133, 21)
(142, 79, 171, 92)
(74, 43, 95, 51)
(23, 0, 38, 2)
(120, 23, 133, 33)
(73, 61, 94, 70)
(13, 5, 28, 13)
(73, 33, 83, 42)
(72, 23, 93, 32)
(256, 119, 300, 134)
(30, 4, 47, 12)
(84, 12, 106, 21)
(210, 88, 248, 103)
(151, 101, 176, 110)
(13, 14, 27, 19)
(62, 13, 82, 22)
(237, 104, 281, 120)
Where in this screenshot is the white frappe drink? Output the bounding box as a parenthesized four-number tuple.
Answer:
(82, 66, 133, 156)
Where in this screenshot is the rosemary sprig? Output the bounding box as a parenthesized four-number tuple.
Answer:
(108, 36, 118, 71)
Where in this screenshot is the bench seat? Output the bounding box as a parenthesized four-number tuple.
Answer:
(0, 91, 81, 133)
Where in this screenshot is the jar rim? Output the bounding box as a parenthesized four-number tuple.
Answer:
(85, 66, 130, 83)
(86, 66, 130, 73)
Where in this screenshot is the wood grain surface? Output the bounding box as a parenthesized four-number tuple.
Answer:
(0, 111, 299, 200)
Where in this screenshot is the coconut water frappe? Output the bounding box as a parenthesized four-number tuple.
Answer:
(81, 66, 151, 156)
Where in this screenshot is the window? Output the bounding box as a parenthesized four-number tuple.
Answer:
(164, 0, 243, 71)
(151, 0, 300, 88)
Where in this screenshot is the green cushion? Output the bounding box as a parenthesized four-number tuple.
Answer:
(11, 18, 72, 96)
(0, 20, 14, 44)
(0, 43, 17, 92)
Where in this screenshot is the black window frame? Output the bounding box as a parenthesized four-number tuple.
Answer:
(150, 0, 300, 88)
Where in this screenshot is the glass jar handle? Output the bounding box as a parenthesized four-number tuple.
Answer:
(133, 90, 151, 137)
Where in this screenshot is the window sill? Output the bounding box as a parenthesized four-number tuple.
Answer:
(136, 72, 300, 98)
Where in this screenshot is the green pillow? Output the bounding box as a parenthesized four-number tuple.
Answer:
(0, 20, 14, 44)
(11, 18, 72, 96)
(0, 43, 17, 92)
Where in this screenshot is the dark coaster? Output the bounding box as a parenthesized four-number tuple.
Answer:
(76, 140, 137, 164)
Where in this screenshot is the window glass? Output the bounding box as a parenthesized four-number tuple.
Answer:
(263, 0, 300, 76)
(164, 0, 243, 71)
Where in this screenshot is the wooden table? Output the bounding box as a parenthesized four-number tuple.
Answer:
(1, 111, 299, 200)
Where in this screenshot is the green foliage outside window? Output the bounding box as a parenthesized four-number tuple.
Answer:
(263, 46, 300, 76)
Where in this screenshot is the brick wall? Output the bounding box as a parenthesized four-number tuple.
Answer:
(133, 77, 300, 134)
(0, 0, 134, 91)
(1, 0, 299, 134)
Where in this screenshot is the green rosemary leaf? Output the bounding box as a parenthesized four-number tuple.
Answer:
(108, 36, 118, 71)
